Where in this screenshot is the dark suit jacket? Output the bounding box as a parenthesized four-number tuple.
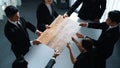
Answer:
(86, 22, 119, 68)
(36, 2, 58, 31)
(88, 22, 119, 59)
(4, 17, 37, 58)
(45, 59, 56, 68)
(74, 51, 95, 68)
(66, 0, 106, 20)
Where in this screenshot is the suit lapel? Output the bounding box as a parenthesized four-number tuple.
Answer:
(18, 19, 29, 38)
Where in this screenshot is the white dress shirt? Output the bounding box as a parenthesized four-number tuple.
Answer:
(45, 4, 52, 15)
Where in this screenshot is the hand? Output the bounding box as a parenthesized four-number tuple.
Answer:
(76, 32, 84, 38)
(53, 49, 60, 58)
(45, 24, 51, 29)
(66, 42, 71, 49)
(32, 39, 41, 45)
(79, 22, 87, 27)
(63, 13, 68, 18)
(36, 30, 42, 37)
(71, 37, 79, 45)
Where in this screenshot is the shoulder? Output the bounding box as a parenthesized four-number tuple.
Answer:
(38, 2, 46, 8)
(5, 21, 12, 28)
(4, 22, 17, 33)
(37, 2, 46, 12)
(19, 17, 26, 22)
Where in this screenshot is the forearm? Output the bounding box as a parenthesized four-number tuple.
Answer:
(68, 47, 76, 64)
(27, 22, 37, 32)
(67, 0, 82, 16)
(45, 59, 55, 68)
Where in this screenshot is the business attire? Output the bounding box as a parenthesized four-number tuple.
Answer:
(36, 2, 58, 32)
(4, 17, 37, 58)
(66, 0, 106, 21)
(45, 58, 56, 68)
(87, 22, 120, 68)
(74, 51, 95, 68)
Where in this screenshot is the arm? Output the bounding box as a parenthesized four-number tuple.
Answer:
(71, 37, 81, 51)
(45, 59, 56, 68)
(97, 0, 106, 19)
(45, 49, 60, 68)
(36, 3, 48, 31)
(20, 17, 42, 36)
(20, 18, 42, 45)
(75, 32, 97, 46)
(66, 0, 82, 16)
(53, 8, 58, 18)
(67, 43, 76, 64)
(71, 37, 87, 53)
(20, 17, 37, 33)
(79, 22, 107, 29)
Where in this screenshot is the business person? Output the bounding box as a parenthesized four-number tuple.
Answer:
(45, 49, 60, 68)
(36, 0, 58, 32)
(64, 0, 106, 23)
(67, 37, 95, 68)
(4, 5, 42, 58)
(76, 10, 120, 68)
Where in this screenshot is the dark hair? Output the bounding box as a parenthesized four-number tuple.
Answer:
(108, 10, 120, 23)
(12, 56, 28, 68)
(82, 38, 93, 51)
(4, 5, 18, 18)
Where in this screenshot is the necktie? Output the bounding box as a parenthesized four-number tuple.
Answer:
(17, 22, 24, 32)
(17, 22, 28, 37)
(17, 22, 23, 29)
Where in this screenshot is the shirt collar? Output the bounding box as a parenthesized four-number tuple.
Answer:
(8, 19, 18, 26)
(109, 25, 118, 29)
(45, 3, 50, 6)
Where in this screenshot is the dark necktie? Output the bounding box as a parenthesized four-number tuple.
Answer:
(17, 22, 28, 37)
(17, 22, 24, 32)
(17, 22, 23, 30)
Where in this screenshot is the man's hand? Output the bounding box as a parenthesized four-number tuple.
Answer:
(63, 13, 68, 18)
(32, 39, 41, 45)
(76, 32, 84, 38)
(66, 42, 71, 49)
(53, 49, 60, 58)
(36, 30, 42, 37)
(45, 24, 51, 29)
(71, 37, 79, 45)
(79, 22, 87, 27)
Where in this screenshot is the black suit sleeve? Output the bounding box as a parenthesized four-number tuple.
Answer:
(97, 0, 106, 18)
(53, 10, 58, 18)
(88, 22, 107, 29)
(45, 59, 56, 68)
(66, 0, 82, 16)
(20, 17, 37, 33)
(86, 22, 108, 46)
